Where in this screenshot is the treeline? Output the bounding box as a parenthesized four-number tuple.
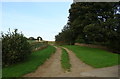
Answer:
(55, 2, 120, 53)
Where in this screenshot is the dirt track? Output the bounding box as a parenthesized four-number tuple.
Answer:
(23, 46, 119, 77)
(24, 47, 63, 77)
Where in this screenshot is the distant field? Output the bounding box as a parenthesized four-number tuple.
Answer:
(2, 45, 56, 77)
(27, 40, 36, 44)
(48, 41, 55, 45)
(64, 45, 119, 68)
(27, 40, 48, 51)
(31, 42, 47, 50)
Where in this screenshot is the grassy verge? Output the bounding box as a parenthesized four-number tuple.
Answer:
(61, 48, 71, 72)
(64, 45, 119, 68)
(2, 45, 56, 77)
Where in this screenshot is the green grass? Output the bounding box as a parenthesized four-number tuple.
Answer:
(61, 48, 71, 72)
(2, 45, 56, 77)
(63, 45, 119, 68)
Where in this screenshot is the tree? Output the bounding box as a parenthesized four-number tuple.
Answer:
(29, 37, 35, 40)
(55, 2, 120, 53)
(37, 36, 42, 41)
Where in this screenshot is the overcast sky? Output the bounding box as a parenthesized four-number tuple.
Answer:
(1, 2, 72, 41)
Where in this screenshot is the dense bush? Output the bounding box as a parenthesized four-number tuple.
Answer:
(2, 29, 32, 67)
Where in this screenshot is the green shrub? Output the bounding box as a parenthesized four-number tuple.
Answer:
(2, 29, 32, 67)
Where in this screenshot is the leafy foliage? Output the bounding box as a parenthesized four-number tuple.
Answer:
(2, 29, 32, 67)
(37, 36, 42, 41)
(28, 37, 35, 40)
(55, 2, 120, 53)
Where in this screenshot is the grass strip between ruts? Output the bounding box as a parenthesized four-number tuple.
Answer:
(61, 48, 71, 72)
